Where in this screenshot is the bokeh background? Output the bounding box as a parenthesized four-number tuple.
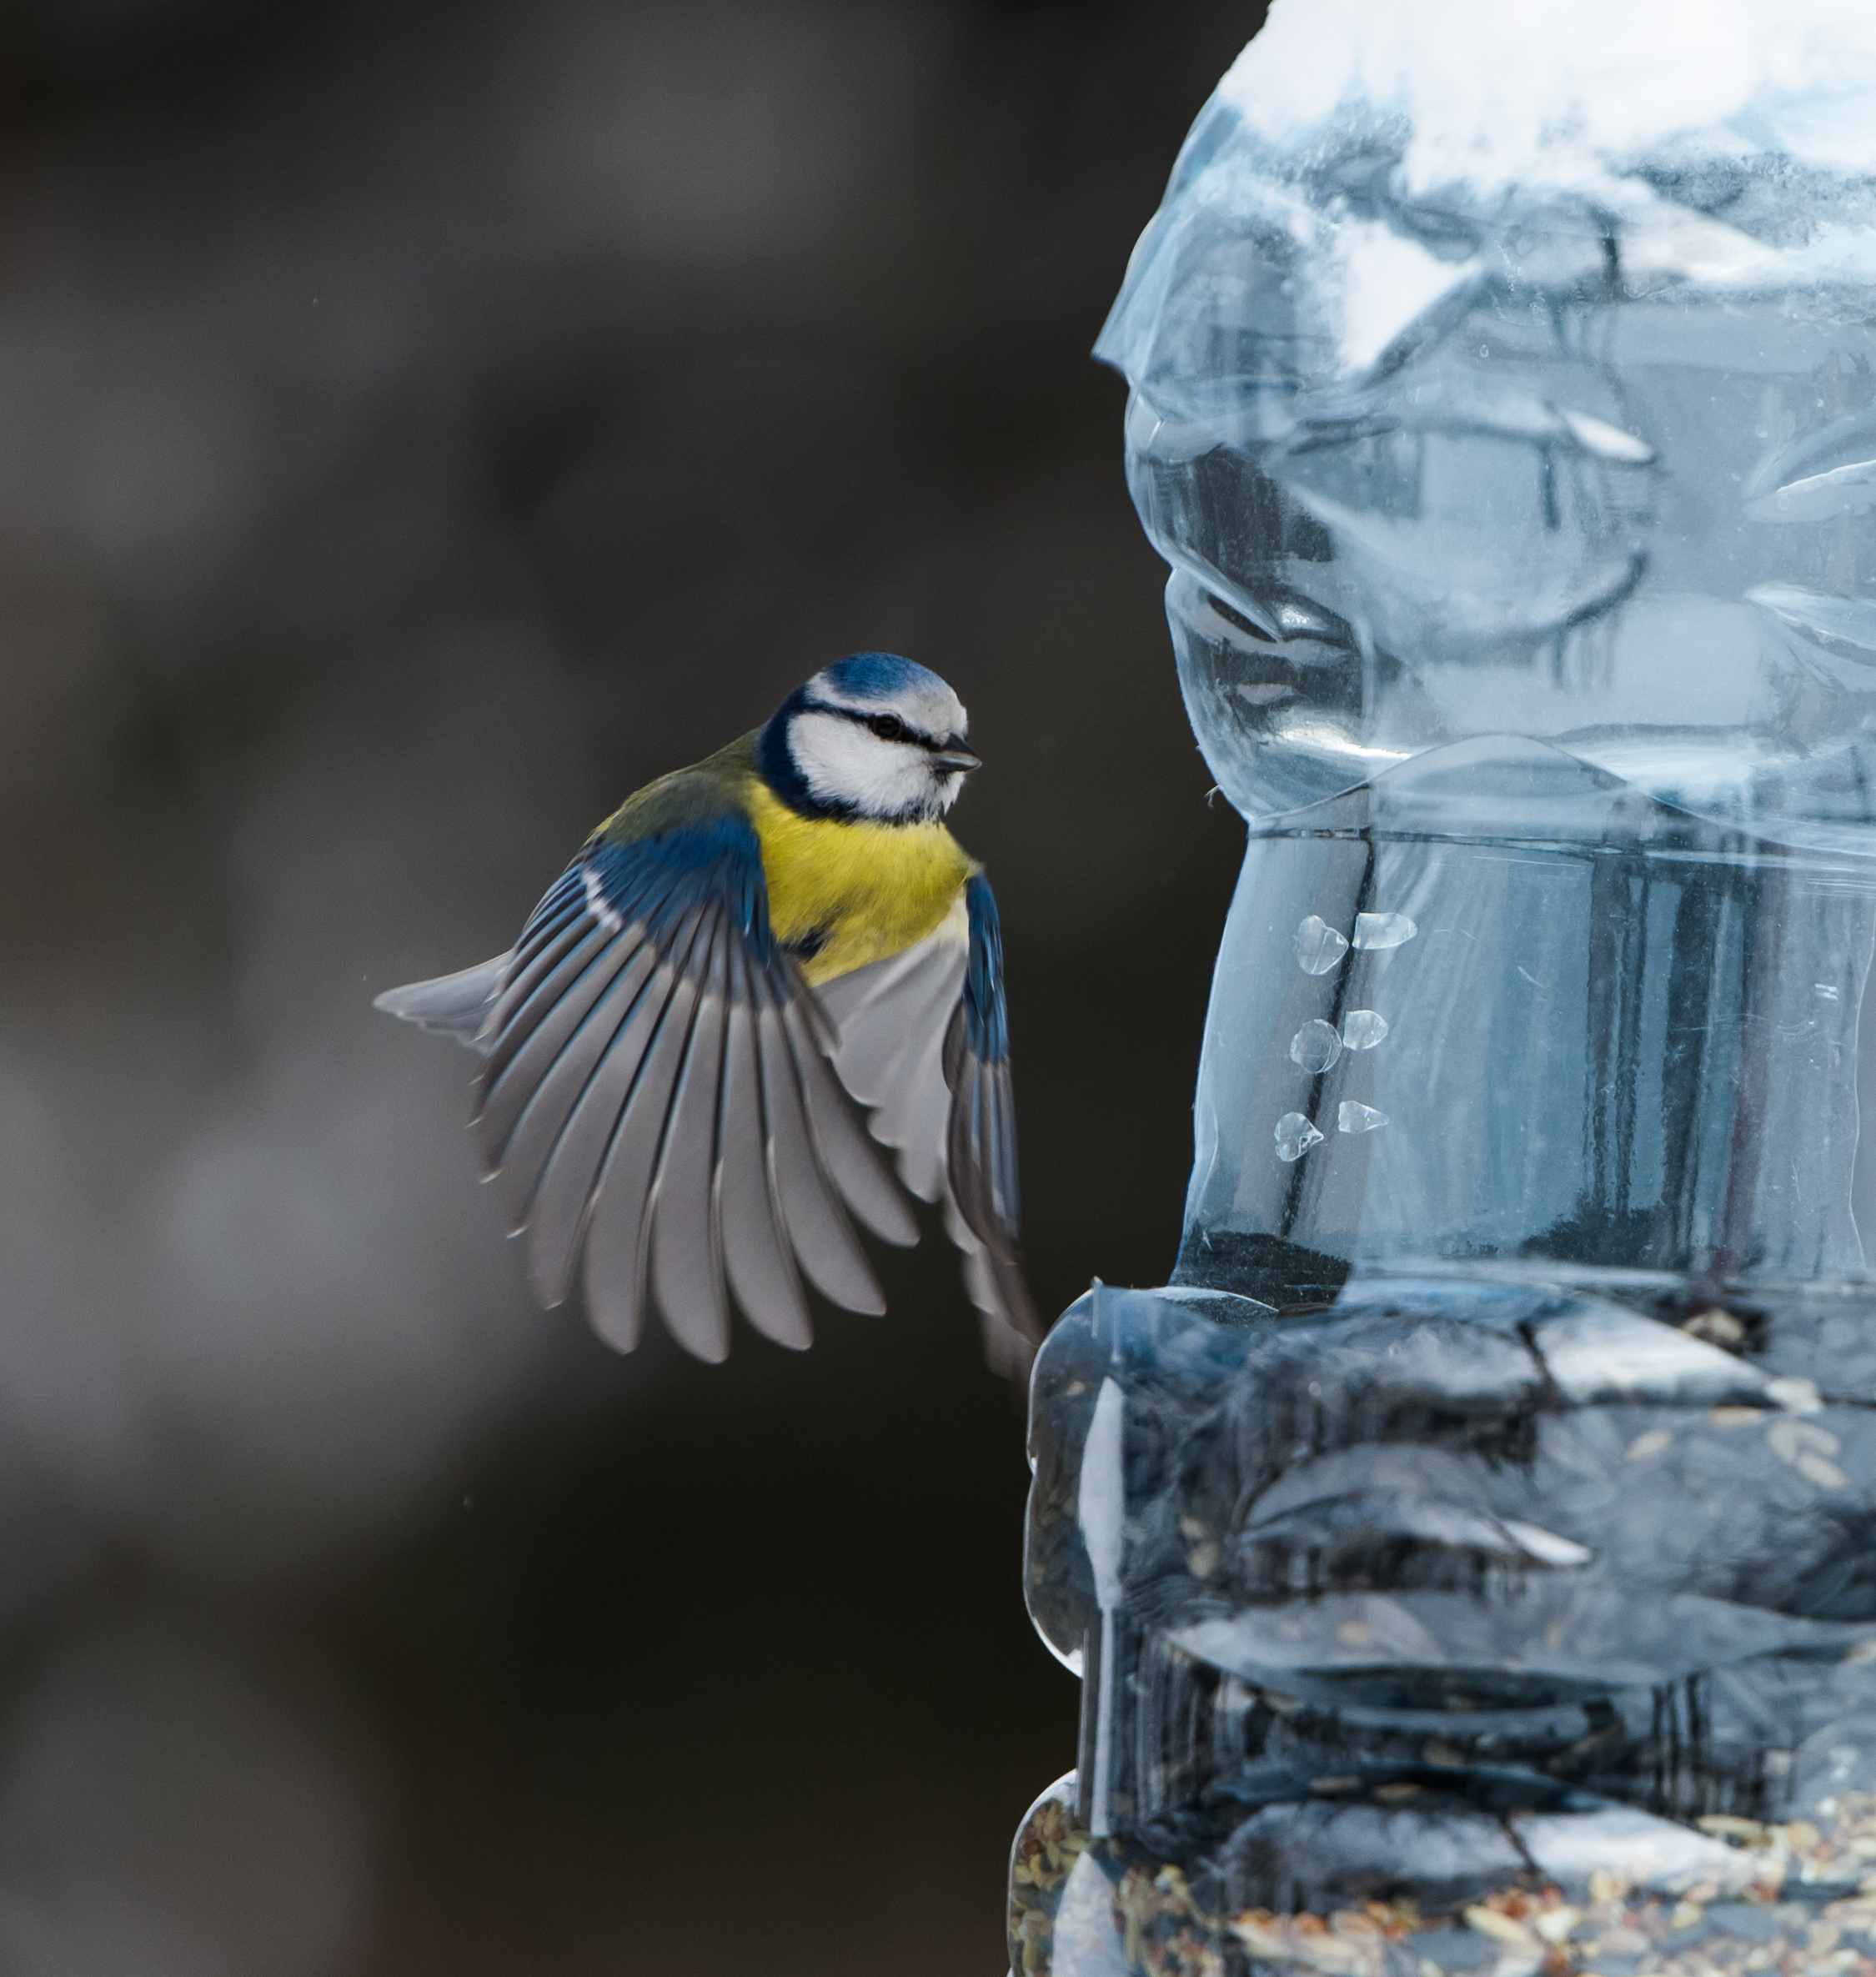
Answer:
(0, 1, 1264, 1969)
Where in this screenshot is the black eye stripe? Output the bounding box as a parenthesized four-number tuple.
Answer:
(802, 700, 941, 749)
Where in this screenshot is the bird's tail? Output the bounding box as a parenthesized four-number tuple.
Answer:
(373, 953, 510, 1053)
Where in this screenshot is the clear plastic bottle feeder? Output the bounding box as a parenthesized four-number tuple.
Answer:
(1010, 4, 1876, 1973)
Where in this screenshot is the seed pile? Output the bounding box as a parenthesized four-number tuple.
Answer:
(1008, 1792, 1876, 1977)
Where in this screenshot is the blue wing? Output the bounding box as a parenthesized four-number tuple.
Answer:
(943, 875, 1039, 1348)
(380, 810, 915, 1360)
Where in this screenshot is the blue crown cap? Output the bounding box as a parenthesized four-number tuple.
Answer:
(820, 651, 941, 701)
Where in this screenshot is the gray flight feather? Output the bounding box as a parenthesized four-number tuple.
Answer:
(372, 956, 509, 1046)
(716, 943, 814, 1348)
(818, 928, 966, 1204)
(481, 936, 653, 1207)
(783, 996, 918, 1245)
(818, 905, 1040, 1360)
(648, 918, 733, 1362)
(549, 911, 710, 1317)
(754, 992, 884, 1314)
(486, 941, 660, 1232)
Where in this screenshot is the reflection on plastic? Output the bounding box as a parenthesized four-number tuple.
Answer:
(1013, 2, 1876, 1971)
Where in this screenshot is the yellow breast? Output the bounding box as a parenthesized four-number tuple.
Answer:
(743, 777, 976, 986)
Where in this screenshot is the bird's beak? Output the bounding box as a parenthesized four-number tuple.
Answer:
(931, 741, 981, 775)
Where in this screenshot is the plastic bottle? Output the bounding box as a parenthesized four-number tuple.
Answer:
(1011, 6, 1876, 1972)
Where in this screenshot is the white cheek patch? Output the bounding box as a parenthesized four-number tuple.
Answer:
(790, 710, 938, 820)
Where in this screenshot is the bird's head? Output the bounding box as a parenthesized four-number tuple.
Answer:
(757, 653, 980, 825)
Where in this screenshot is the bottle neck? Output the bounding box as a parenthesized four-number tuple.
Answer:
(1180, 807, 1876, 1307)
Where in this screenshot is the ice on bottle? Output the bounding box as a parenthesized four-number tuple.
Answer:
(1011, 5, 1876, 1974)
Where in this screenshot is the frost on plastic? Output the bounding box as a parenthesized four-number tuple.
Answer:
(1011, 3, 1876, 1973)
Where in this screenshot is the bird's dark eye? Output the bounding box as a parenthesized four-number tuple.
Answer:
(867, 714, 907, 742)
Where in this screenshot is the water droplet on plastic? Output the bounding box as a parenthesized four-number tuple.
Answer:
(1341, 1009, 1389, 1049)
(1557, 408, 1655, 464)
(1275, 1111, 1325, 1161)
(1769, 1418, 1838, 1465)
(1353, 911, 1417, 950)
(1798, 1451, 1852, 1491)
(1768, 1375, 1824, 1413)
(1337, 1100, 1388, 1134)
(1290, 1020, 1342, 1072)
(1295, 915, 1349, 973)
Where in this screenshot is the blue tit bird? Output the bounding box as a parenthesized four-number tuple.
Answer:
(375, 652, 1041, 1374)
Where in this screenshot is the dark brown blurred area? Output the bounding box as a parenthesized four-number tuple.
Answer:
(0, 1, 1261, 1969)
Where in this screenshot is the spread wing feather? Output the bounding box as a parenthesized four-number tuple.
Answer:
(371, 955, 509, 1045)
(376, 813, 1042, 1370)
(819, 924, 967, 1205)
(820, 874, 1042, 1365)
(534, 902, 709, 1315)
(789, 995, 921, 1241)
(755, 991, 886, 1313)
(715, 942, 814, 1350)
(376, 811, 912, 1360)
(645, 907, 734, 1361)
(482, 938, 658, 1221)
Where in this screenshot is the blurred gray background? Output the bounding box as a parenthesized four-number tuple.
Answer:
(0, 1, 1259, 1969)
